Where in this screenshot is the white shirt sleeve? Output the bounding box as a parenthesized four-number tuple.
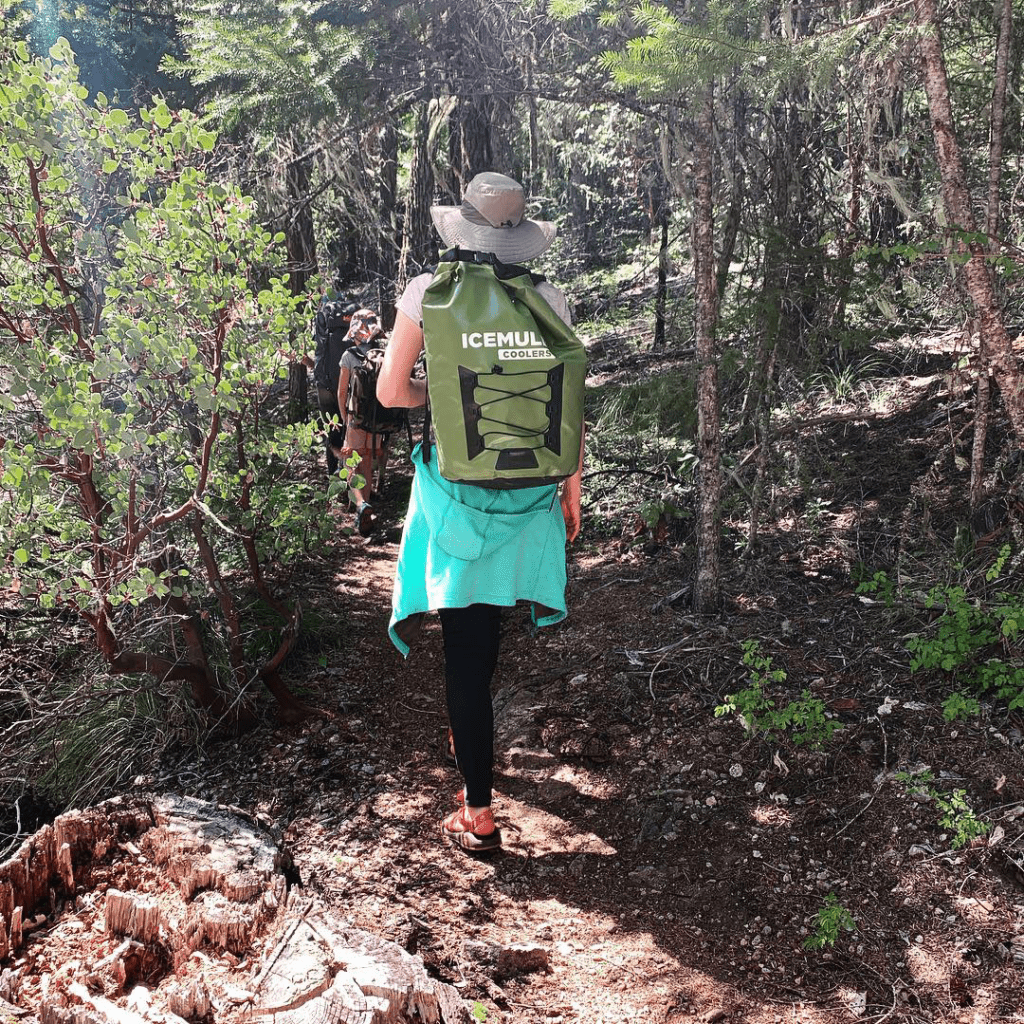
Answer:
(538, 281, 572, 327)
(396, 273, 433, 326)
(398, 271, 571, 329)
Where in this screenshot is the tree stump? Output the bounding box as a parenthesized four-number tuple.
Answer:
(0, 796, 469, 1023)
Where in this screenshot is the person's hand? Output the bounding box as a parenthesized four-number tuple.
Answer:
(560, 475, 581, 543)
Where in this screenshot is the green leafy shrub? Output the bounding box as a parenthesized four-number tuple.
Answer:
(857, 549, 1024, 713)
(895, 769, 990, 849)
(0, 32, 324, 760)
(941, 691, 981, 722)
(906, 548, 1024, 710)
(854, 567, 896, 608)
(804, 893, 856, 950)
(715, 640, 843, 749)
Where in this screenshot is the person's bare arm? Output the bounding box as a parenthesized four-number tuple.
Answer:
(560, 425, 585, 543)
(336, 362, 350, 417)
(377, 311, 427, 408)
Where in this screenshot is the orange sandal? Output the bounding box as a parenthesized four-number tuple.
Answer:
(441, 804, 502, 852)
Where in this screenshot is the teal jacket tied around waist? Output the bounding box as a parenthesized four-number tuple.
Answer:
(388, 443, 568, 655)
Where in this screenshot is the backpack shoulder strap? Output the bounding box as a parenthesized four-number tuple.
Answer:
(437, 247, 546, 287)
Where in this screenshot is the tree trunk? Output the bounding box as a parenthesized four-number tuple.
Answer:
(915, 0, 1024, 444)
(714, 173, 741, 317)
(0, 797, 471, 1023)
(829, 118, 864, 331)
(398, 102, 437, 295)
(745, 346, 778, 558)
(285, 153, 317, 424)
(445, 100, 465, 201)
(971, 0, 1014, 508)
(458, 95, 493, 181)
(654, 194, 669, 350)
(985, 0, 1012, 250)
(714, 86, 744, 313)
(377, 118, 399, 330)
(527, 55, 540, 192)
(693, 86, 722, 615)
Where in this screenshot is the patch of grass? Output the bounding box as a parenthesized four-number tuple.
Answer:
(582, 376, 698, 541)
(589, 370, 696, 438)
(807, 354, 889, 404)
(34, 672, 175, 809)
(572, 258, 648, 300)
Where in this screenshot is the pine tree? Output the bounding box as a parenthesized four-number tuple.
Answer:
(597, 0, 781, 612)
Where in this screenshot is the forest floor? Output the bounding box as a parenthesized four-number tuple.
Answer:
(7, 330, 1024, 1023)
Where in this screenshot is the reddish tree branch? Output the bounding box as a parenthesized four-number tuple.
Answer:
(234, 419, 292, 621)
(25, 157, 89, 358)
(82, 603, 227, 716)
(0, 308, 31, 344)
(190, 510, 248, 693)
(258, 603, 312, 724)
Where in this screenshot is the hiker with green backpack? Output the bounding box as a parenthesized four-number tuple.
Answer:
(376, 172, 585, 853)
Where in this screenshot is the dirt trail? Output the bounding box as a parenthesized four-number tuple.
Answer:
(281, 505, 748, 1024)
(12, 414, 1024, 1024)
(181, 432, 1012, 1024)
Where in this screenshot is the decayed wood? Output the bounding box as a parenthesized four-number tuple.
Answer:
(9, 907, 22, 953)
(143, 794, 284, 902)
(325, 920, 470, 1024)
(0, 994, 27, 1019)
(165, 977, 211, 1018)
(179, 889, 258, 958)
(0, 967, 18, 1002)
(57, 842, 74, 892)
(105, 892, 163, 944)
(66, 983, 155, 1024)
(1, 795, 471, 1023)
(0, 797, 155, 955)
(249, 909, 471, 1024)
(247, 898, 314, 994)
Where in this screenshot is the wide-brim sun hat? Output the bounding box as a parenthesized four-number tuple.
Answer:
(430, 172, 557, 264)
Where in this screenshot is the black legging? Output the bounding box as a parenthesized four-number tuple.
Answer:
(439, 604, 502, 808)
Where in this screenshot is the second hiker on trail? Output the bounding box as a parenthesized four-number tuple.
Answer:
(311, 287, 358, 481)
(336, 308, 406, 537)
(376, 171, 585, 855)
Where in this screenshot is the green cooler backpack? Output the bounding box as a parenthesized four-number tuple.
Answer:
(421, 249, 586, 489)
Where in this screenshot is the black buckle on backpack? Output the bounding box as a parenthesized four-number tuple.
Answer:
(439, 247, 496, 267)
(437, 247, 544, 286)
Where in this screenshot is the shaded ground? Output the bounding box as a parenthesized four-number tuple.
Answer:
(6, 334, 1024, 1022)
